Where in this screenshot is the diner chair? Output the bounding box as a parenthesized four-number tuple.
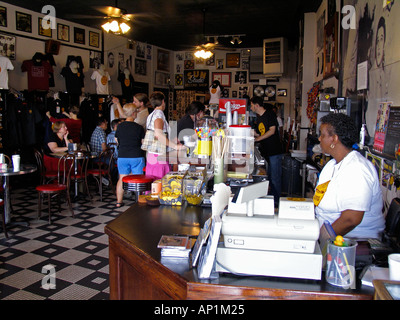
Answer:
(35, 153, 75, 224)
(122, 174, 155, 203)
(87, 148, 115, 201)
(33, 148, 58, 184)
(0, 199, 8, 238)
(383, 198, 400, 245)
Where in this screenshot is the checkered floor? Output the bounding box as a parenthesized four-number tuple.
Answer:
(0, 184, 135, 300)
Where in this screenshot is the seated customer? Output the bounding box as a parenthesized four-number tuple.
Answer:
(314, 113, 385, 239)
(115, 103, 145, 207)
(90, 117, 108, 155)
(46, 106, 82, 143)
(43, 121, 72, 171)
(107, 119, 121, 160)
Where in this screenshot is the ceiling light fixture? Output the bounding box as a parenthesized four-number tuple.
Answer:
(102, 18, 130, 35)
(230, 36, 242, 45)
(194, 49, 213, 59)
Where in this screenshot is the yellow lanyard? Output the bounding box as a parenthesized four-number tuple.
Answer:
(313, 180, 331, 206)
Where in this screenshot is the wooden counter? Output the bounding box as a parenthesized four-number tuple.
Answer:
(104, 203, 374, 300)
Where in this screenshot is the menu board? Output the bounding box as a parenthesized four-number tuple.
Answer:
(383, 106, 400, 157)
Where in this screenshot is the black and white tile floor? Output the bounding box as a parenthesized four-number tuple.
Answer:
(0, 186, 135, 300)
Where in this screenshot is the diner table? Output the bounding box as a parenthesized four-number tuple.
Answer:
(0, 164, 37, 225)
(50, 151, 98, 199)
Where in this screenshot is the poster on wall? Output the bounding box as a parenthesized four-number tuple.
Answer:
(373, 101, 391, 153)
(184, 70, 209, 89)
(0, 33, 15, 60)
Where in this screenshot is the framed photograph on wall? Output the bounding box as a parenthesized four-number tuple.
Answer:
(16, 11, 31, 33)
(157, 49, 170, 72)
(155, 71, 170, 86)
(0, 6, 7, 27)
(0, 33, 16, 60)
(323, 12, 338, 79)
(74, 27, 85, 45)
(212, 72, 231, 87)
(57, 23, 69, 42)
(135, 58, 147, 76)
(226, 53, 240, 68)
(38, 18, 52, 37)
(89, 31, 99, 48)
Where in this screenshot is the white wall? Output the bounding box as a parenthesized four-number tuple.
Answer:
(0, 1, 105, 94)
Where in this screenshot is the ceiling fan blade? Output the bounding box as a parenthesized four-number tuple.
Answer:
(94, 6, 123, 17)
(123, 12, 160, 21)
(65, 14, 106, 20)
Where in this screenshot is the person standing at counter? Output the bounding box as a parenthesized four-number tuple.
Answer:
(115, 103, 145, 207)
(250, 97, 283, 208)
(176, 100, 205, 143)
(144, 91, 186, 179)
(314, 113, 385, 239)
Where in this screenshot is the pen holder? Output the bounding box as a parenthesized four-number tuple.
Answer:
(325, 239, 357, 289)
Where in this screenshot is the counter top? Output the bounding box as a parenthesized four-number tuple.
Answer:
(105, 203, 374, 300)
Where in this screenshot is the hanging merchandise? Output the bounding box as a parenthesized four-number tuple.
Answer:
(118, 68, 134, 101)
(0, 56, 14, 90)
(21, 53, 53, 92)
(91, 65, 111, 95)
(307, 84, 320, 125)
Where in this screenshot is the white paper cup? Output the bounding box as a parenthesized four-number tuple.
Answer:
(12, 155, 20, 171)
(389, 254, 400, 281)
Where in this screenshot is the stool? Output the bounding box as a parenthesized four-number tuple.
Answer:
(122, 175, 154, 202)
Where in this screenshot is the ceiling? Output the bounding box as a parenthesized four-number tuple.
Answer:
(7, 0, 322, 51)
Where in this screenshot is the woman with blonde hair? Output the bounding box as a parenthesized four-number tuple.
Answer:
(43, 121, 72, 171)
(114, 103, 146, 207)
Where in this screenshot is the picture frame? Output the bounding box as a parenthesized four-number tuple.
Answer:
(0, 6, 7, 27)
(155, 71, 169, 86)
(157, 49, 170, 72)
(212, 72, 231, 87)
(216, 59, 224, 69)
(226, 53, 240, 68)
(0, 33, 16, 60)
(38, 17, 52, 37)
(74, 27, 85, 45)
(323, 12, 338, 79)
(277, 88, 287, 97)
(135, 58, 147, 76)
(89, 31, 99, 48)
(57, 23, 69, 42)
(16, 11, 32, 33)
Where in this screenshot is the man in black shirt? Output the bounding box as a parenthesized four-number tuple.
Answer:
(176, 101, 205, 143)
(251, 96, 283, 207)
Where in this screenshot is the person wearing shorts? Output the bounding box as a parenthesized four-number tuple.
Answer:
(114, 101, 145, 207)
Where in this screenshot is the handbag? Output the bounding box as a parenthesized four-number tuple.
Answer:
(141, 129, 167, 155)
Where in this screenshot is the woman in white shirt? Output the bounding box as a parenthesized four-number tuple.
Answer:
(145, 91, 186, 179)
(314, 113, 385, 239)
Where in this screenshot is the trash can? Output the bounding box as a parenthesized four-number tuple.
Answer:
(281, 155, 302, 196)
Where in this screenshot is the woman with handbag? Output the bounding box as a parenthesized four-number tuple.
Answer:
(142, 91, 186, 179)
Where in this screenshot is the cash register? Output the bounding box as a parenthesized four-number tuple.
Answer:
(215, 181, 323, 280)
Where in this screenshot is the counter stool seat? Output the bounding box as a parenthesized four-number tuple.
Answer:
(122, 175, 155, 203)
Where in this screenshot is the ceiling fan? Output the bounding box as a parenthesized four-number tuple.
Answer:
(66, 1, 158, 35)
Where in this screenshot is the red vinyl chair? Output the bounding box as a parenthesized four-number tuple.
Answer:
(34, 149, 58, 184)
(122, 174, 155, 203)
(87, 148, 115, 201)
(36, 153, 75, 224)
